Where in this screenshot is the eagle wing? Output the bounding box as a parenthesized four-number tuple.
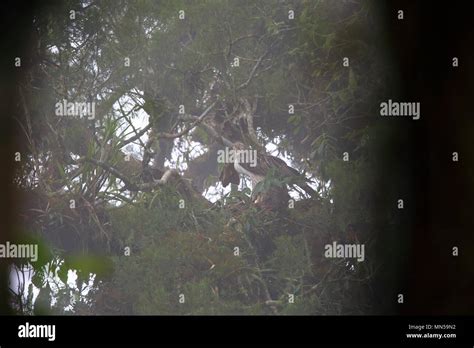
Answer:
(219, 147, 317, 198)
(238, 153, 316, 197)
(219, 163, 240, 187)
(237, 152, 299, 177)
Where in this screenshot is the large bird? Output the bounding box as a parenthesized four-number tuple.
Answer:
(219, 142, 316, 209)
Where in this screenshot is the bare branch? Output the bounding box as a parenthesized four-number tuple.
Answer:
(119, 123, 152, 148)
(178, 112, 234, 147)
(155, 101, 216, 140)
(236, 47, 272, 91)
(77, 156, 196, 195)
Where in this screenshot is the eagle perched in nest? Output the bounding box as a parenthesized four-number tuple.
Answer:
(219, 142, 316, 210)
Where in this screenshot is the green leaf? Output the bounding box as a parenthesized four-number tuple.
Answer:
(287, 114, 301, 126)
(64, 255, 114, 279)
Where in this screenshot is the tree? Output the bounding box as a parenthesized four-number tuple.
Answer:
(9, 0, 400, 315)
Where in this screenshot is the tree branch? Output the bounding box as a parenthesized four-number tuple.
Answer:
(236, 47, 272, 91)
(155, 101, 216, 140)
(118, 123, 152, 148)
(78, 157, 140, 191)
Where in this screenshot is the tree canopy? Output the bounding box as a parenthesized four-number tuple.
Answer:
(8, 0, 405, 315)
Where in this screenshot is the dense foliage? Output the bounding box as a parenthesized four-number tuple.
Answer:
(9, 0, 402, 315)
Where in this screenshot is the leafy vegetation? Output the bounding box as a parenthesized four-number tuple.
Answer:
(9, 0, 403, 315)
